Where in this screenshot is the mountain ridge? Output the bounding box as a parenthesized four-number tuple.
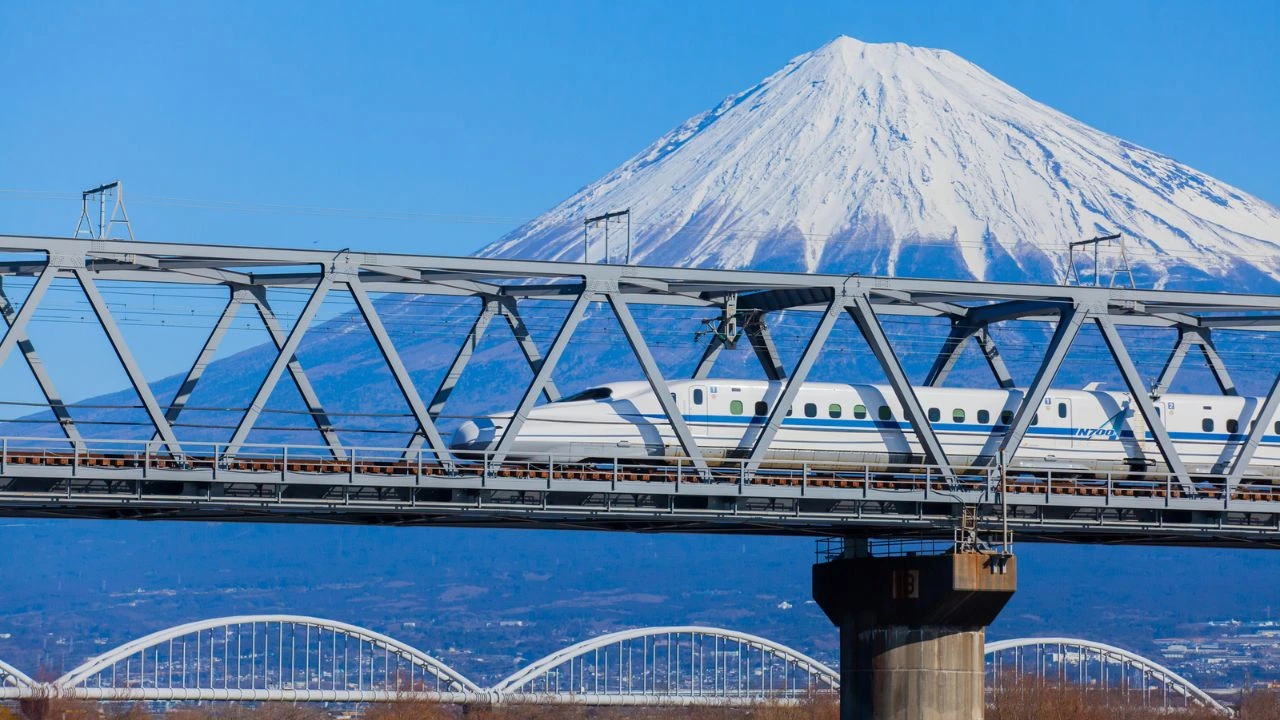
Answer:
(480, 36, 1280, 290)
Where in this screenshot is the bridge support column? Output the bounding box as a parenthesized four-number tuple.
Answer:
(813, 548, 1016, 720)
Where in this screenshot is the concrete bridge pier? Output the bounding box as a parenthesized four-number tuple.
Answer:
(813, 545, 1016, 720)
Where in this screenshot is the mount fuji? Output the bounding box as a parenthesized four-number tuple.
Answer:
(482, 36, 1280, 291)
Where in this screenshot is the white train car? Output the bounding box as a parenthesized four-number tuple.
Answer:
(450, 379, 1280, 478)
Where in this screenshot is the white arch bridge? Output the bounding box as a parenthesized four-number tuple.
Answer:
(0, 615, 1230, 713)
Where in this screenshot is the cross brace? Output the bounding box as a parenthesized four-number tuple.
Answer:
(1153, 326, 1236, 396)
(924, 320, 1015, 389)
(848, 294, 957, 483)
(0, 276, 83, 448)
(1094, 315, 1196, 496)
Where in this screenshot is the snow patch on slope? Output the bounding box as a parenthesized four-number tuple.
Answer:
(481, 36, 1280, 289)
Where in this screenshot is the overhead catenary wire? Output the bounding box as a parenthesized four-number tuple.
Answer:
(3, 186, 1278, 266)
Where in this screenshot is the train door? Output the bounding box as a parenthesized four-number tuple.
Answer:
(687, 385, 709, 435)
(1049, 398, 1076, 449)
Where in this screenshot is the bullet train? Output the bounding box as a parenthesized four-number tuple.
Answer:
(450, 379, 1280, 478)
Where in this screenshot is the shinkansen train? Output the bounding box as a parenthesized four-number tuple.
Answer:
(450, 379, 1280, 478)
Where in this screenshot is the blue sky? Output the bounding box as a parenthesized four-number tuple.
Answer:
(0, 1, 1276, 404)
(1, 0, 1277, 256)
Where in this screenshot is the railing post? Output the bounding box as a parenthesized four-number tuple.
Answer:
(282, 445, 288, 484)
(349, 448, 356, 484)
(143, 442, 150, 480)
(212, 444, 219, 482)
(1, 437, 5, 475)
(416, 448, 423, 486)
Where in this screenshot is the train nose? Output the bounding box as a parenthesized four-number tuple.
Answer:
(451, 418, 499, 450)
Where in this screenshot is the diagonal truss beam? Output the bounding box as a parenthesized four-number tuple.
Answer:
(157, 290, 245, 434)
(1197, 330, 1237, 396)
(1153, 327, 1237, 397)
(0, 264, 56, 372)
(923, 320, 972, 387)
(0, 275, 83, 448)
(743, 299, 840, 474)
(1226, 368, 1280, 490)
(993, 306, 1085, 466)
(847, 293, 956, 482)
(347, 280, 452, 465)
(1094, 315, 1195, 496)
(1152, 328, 1195, 397)
(605, 292, 710, 476)
(973, 326, 1015, 389)
(226, 276, 335, 458)
(691, 334, 725, 380)
(73, 267, 184, 456)
(489, 291, 592, 467)
(243, 286, 344, 457)
(427, 298, 500, 420)
(498, 298, 561, 402)
(744, 312, 786, 381)
(926, 320, 1014, 389)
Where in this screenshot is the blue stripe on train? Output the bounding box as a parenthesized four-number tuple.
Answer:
(634, 413, 1275, 444)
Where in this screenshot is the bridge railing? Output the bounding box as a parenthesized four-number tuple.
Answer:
(3, 434, 1278, 506)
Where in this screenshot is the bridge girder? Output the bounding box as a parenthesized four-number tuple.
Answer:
(0, 235, 1278, 541)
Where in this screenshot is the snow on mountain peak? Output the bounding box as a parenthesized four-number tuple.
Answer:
(481, 37, 1280, 290)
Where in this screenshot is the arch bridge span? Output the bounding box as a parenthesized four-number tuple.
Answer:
(986, 637, 1231, 715)
(54, 615, 482, 703)
(0, 657, 36, 700)
(0, 617, 1230, 712)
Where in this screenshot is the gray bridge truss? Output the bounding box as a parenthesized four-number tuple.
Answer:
(0, 234, 1279, 545)
(0, 615, 1227, 713)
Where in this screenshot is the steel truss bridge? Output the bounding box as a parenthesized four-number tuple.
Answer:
(0, 234, 1278, 545)
(0, 615, 1228, 713)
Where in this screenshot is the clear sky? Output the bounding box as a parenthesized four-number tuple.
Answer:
(1, 0, 1277, 257)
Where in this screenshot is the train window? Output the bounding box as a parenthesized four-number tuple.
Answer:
(854, 404, 867, 419)
(754, 401, 768, 416)
(878, 406, 893, 421)
(1227, 419, 1239, 434)
(804, 403, 817, 418)
(1057, 403, 1067, 419)
(828, 403, 842, 418)
(927, 408, 940, 422)
(1202, 418, 1214, 432)
(1031, 413, 1039, 426)
(693, 389, 704, 405)
(975, 409, 988, 424)
(1275, 420, 1280, 435)
(730, 400, 744, 416)
(999, 410, 1013, 425)
(786, 405, 793, 417)
(953, 408, 966, 422)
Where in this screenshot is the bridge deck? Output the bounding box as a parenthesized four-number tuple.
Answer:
(3, 234, 1280, 548)
(1, 440, 1277, 546)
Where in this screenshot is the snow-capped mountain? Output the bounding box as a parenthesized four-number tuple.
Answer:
(482, 36, 1280, 290)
